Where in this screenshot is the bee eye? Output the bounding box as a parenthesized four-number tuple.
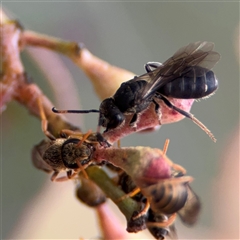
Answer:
(108, 113, 124, 129)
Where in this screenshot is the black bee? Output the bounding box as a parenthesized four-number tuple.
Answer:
(53, 41, 220, 140)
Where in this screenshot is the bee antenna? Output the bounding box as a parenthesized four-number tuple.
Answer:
(163, 139, 170, 156)
(52, 107, 99, 114)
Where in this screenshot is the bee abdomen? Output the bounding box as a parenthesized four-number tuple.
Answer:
(144, 182, 188, 214)
(159, 67, 218, 99)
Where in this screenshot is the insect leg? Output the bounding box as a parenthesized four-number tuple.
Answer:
(75, 158, 90, 179)
(60, 129, 83, 138)
(129, 113, 138, 129)
(116, 187, 141, 203)
(161, 139, 186, 174)
(145, 62, 162, 72)
(147, 213, 177, 228)
(158, 95, 216, 142)
(132, 199, 150, 220)
(54, 170, 78, 182)
(51, 170, 60, 181)
(152, 98, 162, 125)
(76, 130, 92, 148)
(94, 133, 111, 147)
(38, 97, 56, 140)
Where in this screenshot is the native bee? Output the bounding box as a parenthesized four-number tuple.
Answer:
(97, 41, 220, 134)
(53, 41, 220, 141)
(32, 130, 109, 181)
(32, 98, 110, 181)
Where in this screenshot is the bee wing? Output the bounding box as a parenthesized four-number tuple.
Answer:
(168, 224, 178, 240)
(163, 41, 220, 70)
(135, 41, 220, 99)
(177, 184, 201, 226)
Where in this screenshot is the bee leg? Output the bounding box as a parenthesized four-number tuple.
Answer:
(116, 187, 141, 202)
(76, 130, 92, 147)
(95, 133, 111, 147)
(152, 98, 162, 125)
(37, 97, 56, 140)
(51, 170, 77, 182)
(145, 62, 162, 72)
(129, 113, 138, 130)
(132, 199, 150, 220)
(159, 95, 216, 142)
(103, 125, 110, 133)
(147, 213, 177, 228)
(60, 129, 83, 138)
(161, 139, 187, 175)
(117, 140, 121, 148)
(76, 159, 89, 179)
(50, 170, 75, 182)
(50, 171, 59, 181)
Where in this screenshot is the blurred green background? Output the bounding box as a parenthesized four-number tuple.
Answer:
(1, 2, 239, 239)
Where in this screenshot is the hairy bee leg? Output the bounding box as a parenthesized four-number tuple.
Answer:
(116, 187, 141, 203)
(158, 95, 216, 142)
(147, 213, 177, 228)
(37, 97, 56, 140)
(132, 200, 150, 220)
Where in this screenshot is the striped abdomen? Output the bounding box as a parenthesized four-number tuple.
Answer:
(158, 66, 218, 99)
(142, 181, 188, 214)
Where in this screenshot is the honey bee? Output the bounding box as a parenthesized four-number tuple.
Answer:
(147, 209, 178, 240)
(143, 169, 200, 239)
(146, 183, 200, 240)
(116, 145, 200, 239)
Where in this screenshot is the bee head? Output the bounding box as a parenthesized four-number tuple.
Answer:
(99, 98, 125, 131)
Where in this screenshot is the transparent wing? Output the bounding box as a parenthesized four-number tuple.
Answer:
(135, 41, 220, 100)
(177, 184, 201, 226)
(168, 224, 178, 240)
(163, 41, 220, 70)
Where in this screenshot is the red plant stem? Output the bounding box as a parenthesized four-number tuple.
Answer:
(96, 203, 129, 239)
